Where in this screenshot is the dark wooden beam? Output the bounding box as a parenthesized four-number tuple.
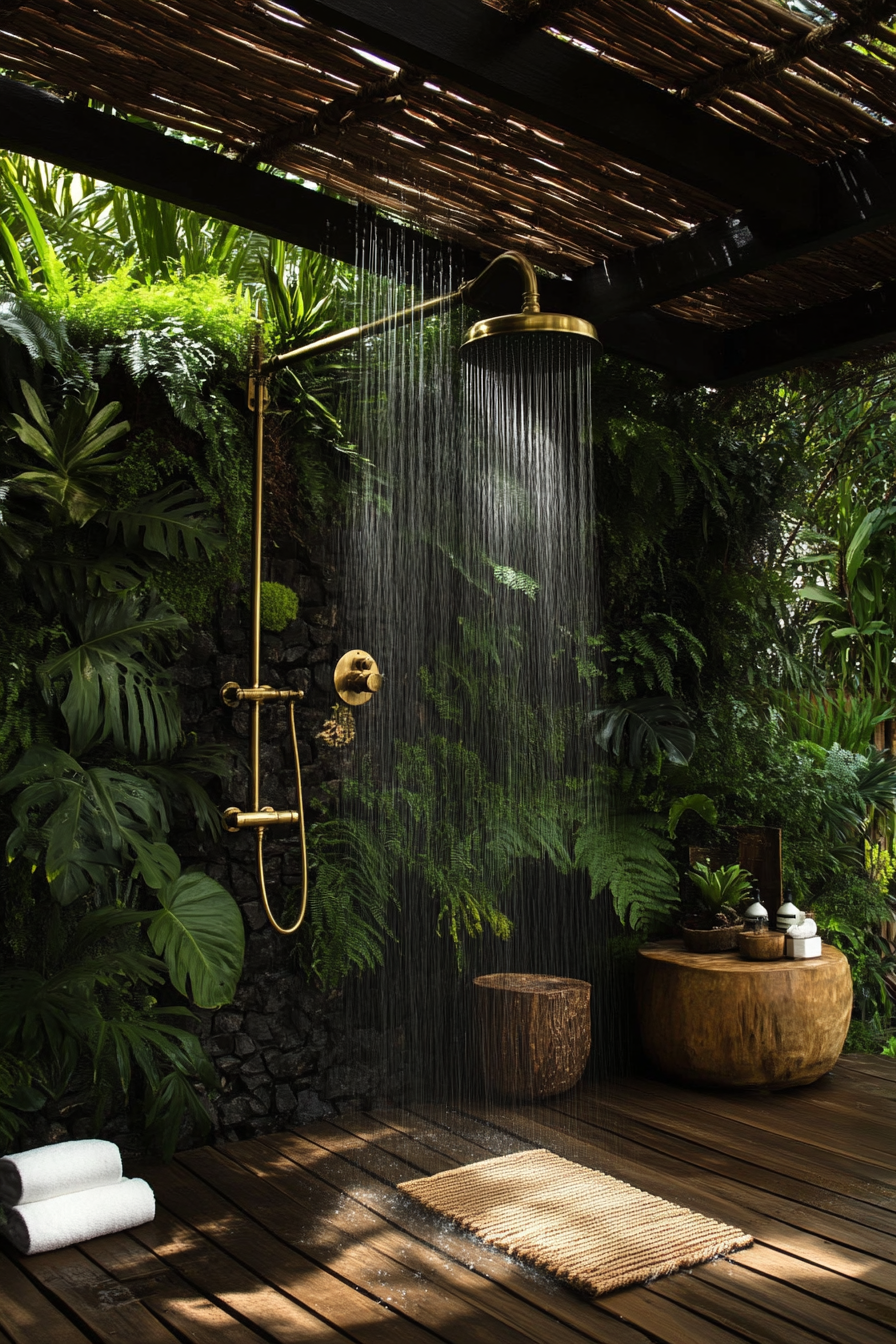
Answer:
(291, 0, 819, 230)
(718, 281, 896, 384)
(572, 135, 896, 323)
(0, 76, 461, 290)
(596, 310, 720, 385)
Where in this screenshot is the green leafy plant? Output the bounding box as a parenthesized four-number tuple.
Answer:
(304, 812, 401, 987)
(591, 696, 695, 767)
(1, 746, 179, 904)
(686, 861, 753, 919)
(259, 580, 299, 632)
(6, 380, 129, 525)
(38, 593, 185, 758)
(575, 807, 679, 933)
(0, 1052, 44, 1148)
(148, 870, 244, 1008)
(771, 689, 893, 755)
(0, 906, 218, 1159)
(795, 479, 896, 698)
(667, 792, 718, 839)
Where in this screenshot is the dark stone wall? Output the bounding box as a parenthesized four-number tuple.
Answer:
(168, 529, 388, 1145)
(14, 526, 390, 1158)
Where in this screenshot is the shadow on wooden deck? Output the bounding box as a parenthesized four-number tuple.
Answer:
(2, 1053, 895, 1344)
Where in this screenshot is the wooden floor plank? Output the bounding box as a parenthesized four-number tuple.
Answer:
(7, 1058, 894, 1344)
(223, 1131, 605, 1344)
(615, 1078, 896, 1175)
(81, 1229, 265, 1344)
(129, 1204, 349, 1344)
(766, 1084, 896, 1141)
(296, 1119, 427, 1185)
(330, 1114, 455, 1176)
(838, 1054, 896, 1081)
(9, 1244, 181, 1344)
(594, 1083, 896, 1212)
(545, 1092, 896, 1260)
(184, 1142, 545, 1344)
(366, 1108, 494, 1166)
(550, 1089, 896, 1240)
(0, 1251, 93, 1344)
(592, 1284, 763, 1344)
(410, 1103, 537, 1158)
(822, 1064, 896, 1102)
(782, 1068, 896, 1117)
(707, 1244, 896, 1341)
(645, 1271, 832, 1344)
(153, 1156, 435, 1343)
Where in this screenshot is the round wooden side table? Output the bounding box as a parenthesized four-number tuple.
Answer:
(474, 973, 591, 1099)
(636, 941, 852, 1089)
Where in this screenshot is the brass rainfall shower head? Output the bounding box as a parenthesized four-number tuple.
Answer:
(458, 251, 599, 366)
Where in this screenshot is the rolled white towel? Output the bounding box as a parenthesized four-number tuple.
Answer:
(0, 1139, 122, 1207)
(1, 1177, 155, 1255)
(788, 918, 818, 939)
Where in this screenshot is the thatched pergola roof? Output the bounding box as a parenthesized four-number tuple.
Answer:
(3, 0, 896, 381)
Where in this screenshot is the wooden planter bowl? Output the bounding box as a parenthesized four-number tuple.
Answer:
(474, 973, 591, 1101)
(738, 930, 785, 960)
(681, 923, 743, 953)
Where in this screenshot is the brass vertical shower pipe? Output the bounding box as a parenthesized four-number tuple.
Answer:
(221, 320, 309, 935)
(220, 251, 597, 935)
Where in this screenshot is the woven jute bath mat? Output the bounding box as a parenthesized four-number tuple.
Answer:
(399, 1148, 752, 1298)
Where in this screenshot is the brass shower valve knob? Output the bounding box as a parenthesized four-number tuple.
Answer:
(334, 650, 383, 705)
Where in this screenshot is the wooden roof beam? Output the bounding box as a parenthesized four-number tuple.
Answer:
(717, 281, 896, 384)
(292, 0, 819, 231)
(571, 136, 896, 323)
(0, 76, 464, 288)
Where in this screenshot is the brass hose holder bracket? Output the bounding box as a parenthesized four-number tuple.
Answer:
(334, 650, 384, 705)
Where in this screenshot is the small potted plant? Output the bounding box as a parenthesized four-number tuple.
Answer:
(681, 861, 752, 952)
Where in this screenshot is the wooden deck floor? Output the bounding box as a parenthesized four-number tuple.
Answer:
(2, 1053, 895, 1344)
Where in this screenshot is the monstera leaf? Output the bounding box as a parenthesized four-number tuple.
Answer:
(590, 696, 695, 767)
(39, 591, 185, 757)
(148, 870, 244, 1008)
(105, 482, 224, 562)
(0, 746, 178, 903)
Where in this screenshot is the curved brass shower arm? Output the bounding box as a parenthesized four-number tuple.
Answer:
(457, 251, 540, 315)
(260, 251, 542, 375)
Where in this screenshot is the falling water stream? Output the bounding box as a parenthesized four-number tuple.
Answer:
(338, 225, 621, 1108)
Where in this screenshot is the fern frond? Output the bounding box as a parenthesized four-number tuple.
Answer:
(575, 809, 679, 933)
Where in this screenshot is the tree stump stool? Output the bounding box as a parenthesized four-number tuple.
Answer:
(474, 973, 591, 1100)
(636, 941, 852, 1089)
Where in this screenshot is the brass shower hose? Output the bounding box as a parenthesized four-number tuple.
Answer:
(254, 699, 307, 937)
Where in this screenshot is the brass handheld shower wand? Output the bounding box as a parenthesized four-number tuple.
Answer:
(221, 253, 597, 935)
